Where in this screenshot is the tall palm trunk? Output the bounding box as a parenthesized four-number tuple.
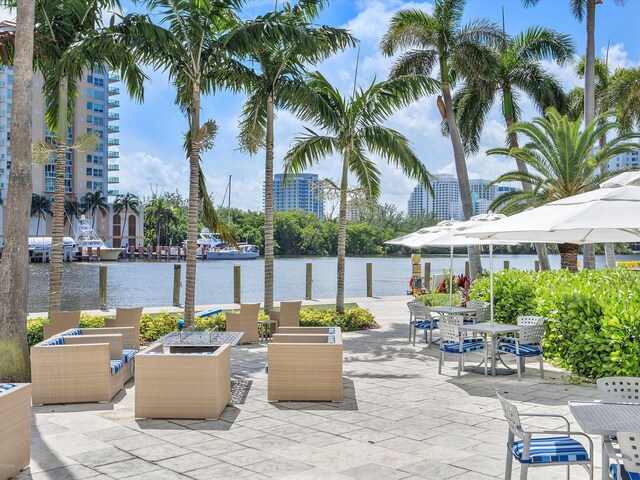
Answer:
(441, 78, 482, 278)
(0, 0, 36, 382)
(120, 207, 128, 247)
(504, 87, 551, 271)
(264, 95, 275, 313)
(599, 131, 616, 267)
(582, 0, 597, 270)
(336, 147, 349, 314)
(48, 77, 69, 315)
(558, 243, 579, 272)
(184, 85, 201, 325)
(36, 214, 41, 236)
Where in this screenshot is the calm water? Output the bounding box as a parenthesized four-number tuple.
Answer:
(28, 254, 640, 313)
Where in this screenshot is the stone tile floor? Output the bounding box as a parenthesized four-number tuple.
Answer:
(21, 296, 601, 479)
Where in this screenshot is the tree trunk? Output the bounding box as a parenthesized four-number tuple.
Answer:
(120, 207, 128, 247)
(0, 0, 35, 382)
(598, 131, 616, 267)
(558, 243, 579, 272)
(582, 0, 597, 270)
(441, 84, 482, 278)
(503, 93, 551, 271)
(264, 94, 275, 313)
(336, 148, 349, 314)
(48, 77, 69, 315)
(36, 214, 41, 236)
(184, 87, 201, 326)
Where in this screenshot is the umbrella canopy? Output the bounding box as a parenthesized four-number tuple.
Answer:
(457, 172, 640, 244)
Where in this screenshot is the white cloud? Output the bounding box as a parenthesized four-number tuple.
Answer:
(117, 151, 189, 198)
(601, 43, 639, 70)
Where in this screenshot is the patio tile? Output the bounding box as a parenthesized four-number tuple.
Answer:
(187, 461, 266, 480)
(69, 446, 134, 467)
(95, 458, 163, 478)
(28, 464, 101, 480)
(129, 443, 192, 462)
(155, 452, 220, 473)
(398, 458, 467, 479)
(340, 463, 412, 480)
(244, 457, 314, 478)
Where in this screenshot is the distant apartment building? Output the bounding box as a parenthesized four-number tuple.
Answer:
(608, 149, 640, 171)
(407, 174, 519, 220)
(0, 22, 142, 247)
(268, 173, 324, 219)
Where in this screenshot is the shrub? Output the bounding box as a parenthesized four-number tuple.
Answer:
(470, 268, 640, 379)
(416, 293, 452, 307)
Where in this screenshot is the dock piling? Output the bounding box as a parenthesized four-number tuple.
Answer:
(305, 263, 312, 300)
(233, 264, 241, 304)
(173, 264, 181, 307)
(99, 266, 107, 309)
(366, 262, 373, 297)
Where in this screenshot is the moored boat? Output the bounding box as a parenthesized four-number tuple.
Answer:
(74, 216, 123, 261)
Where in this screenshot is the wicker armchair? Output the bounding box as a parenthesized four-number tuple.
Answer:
(31, 334, 126, 405)
(268, 328, 343, 402)
(134, 343, 231, 420)
(0, 383, 30, 479)
(104, 307, 143, 350)
(269, 301, 302, 334)
(43, 310, 81, 339)
(225, 303, 260, 344)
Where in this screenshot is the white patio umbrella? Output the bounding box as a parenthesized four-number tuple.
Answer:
(387, 213, 516, 321)
(456, 171, 640, 244)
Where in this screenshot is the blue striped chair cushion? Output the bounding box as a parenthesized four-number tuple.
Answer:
(42, 337, 65, 346)
(415, 321, 437, 330)
(501, 337, 517, 344)
(610, 463, 640, 480)
(110, 360, 124, 375)
(328, 328, 335, 334)
(498, 343, 542, 357)
(122, 349, 136, 363)
(327, 335, 335, 344)
(61, 329, 82, 336)
(440, 341, 485, 354)
(0, 383, 16, 393)
(512, 436, 589, 464)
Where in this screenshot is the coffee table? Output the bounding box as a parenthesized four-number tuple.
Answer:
(155, 330, 245, 353)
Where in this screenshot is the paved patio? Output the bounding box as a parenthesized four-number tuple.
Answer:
(23, 296, 601, 479)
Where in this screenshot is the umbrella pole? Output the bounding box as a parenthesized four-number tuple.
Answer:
(490, 242, 494, 325)
(449, 245, 454, 307)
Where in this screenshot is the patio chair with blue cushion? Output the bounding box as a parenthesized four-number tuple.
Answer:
(407, 301, 422, 342)
(412, 304, 438, 347)
(597, 377, 640, 405)
(497, 393, 593, 480)
(608, 431, 640, 480)
(497, 324, 545, 381)
(465, 300, 489, 324)
(501, 316, 546, 344)
(437, 321, 486, 377)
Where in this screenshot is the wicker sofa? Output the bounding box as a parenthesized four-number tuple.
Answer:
(268, 327, 343, 402)
(135, 343, 231, 420)
(43, 310, 81, 339)
(104, 307, 143, 350)
(31, 332, 127, 405)
(0, 383, 30, 479)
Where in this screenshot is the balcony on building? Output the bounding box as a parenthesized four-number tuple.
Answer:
(108, 73, 120, 83)
(108, 86, 120, 96)
(107, 125, 120, 133)
(108, 189, 119, 196)
(107, 138, 119, 146)
(108, 163, 119, 171)
(108, 100, 120, 108)
(108, 177, 119, 184)
(108, 113, 120, 121)
(108, 151, 119, 159)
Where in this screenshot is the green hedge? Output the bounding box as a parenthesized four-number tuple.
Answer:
(28, 306, 378, 346)
(416, 293, 454, 307)
(470, 268, 640, 379)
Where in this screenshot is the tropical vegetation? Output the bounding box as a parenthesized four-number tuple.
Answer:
(30, 193, 52, 236)
(284, 72, 436, 312)
(487, 108, 640, 271)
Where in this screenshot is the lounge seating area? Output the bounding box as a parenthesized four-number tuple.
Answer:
(0, 383, 30, 480)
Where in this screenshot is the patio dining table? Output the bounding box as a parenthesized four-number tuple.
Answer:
(458, 322, 521, 376)
(430, 306, 477, 315)
(569, 401, 640, 480)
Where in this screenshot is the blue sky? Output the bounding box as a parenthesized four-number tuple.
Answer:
(44, 1, 640, 211)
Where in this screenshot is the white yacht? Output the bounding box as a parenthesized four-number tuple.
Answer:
(74, 216, 123, 261)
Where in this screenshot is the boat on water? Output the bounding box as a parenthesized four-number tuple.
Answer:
(196, 228, 259, 260)
(28, 236, 76, 262)
(74, 216, 123, 261)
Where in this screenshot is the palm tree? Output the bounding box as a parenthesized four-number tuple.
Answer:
(453, 26, 573, 271)
(31, 193, 53, 236)
(284, 72, 436, 312)
(380, 0, 503, 278)
(606, 67, 640, 132)
(124, 0, 241, 325)
(523, 0, 626, 269)
(227, 1, 354, 313)
(113, 193, 140, 247)
(81, 191, 109, 230)
(145, 196, 178, 248)
(487, 108, 639, 271)
(63, 199, 80, 236)
(29, 0, 147, 314)
(0, 0, 36, 382)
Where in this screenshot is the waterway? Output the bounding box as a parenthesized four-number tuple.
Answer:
(28, 254, 640, 313)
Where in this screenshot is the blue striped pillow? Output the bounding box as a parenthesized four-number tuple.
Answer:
(0, 383, 16, 393)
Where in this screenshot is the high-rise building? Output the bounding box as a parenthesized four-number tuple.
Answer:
(407, 174, 519, 220)
(269, 173, 324, 219)
(608, 149, 640, 171)
(0, 21, 143, 247)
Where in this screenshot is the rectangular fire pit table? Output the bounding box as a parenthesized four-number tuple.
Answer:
(155, 331, 245, 353)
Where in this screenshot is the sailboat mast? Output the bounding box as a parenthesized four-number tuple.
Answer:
(228, 175, 231, 225)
